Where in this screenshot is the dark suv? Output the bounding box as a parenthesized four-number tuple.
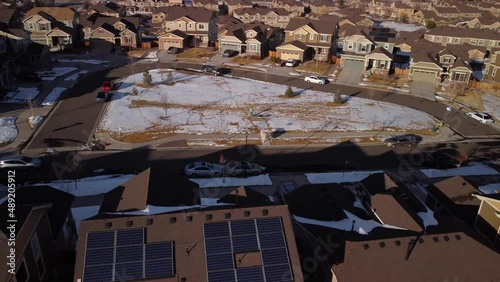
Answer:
(222, 49, 238, 57)
(201, 65, 221, 76)
(384, 134, 422, 148)
(167, 47, 183, 54)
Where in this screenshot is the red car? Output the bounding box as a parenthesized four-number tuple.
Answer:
(102, 81, 113, 92)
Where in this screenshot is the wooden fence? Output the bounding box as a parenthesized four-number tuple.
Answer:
(269, 50, 277, 58)
(394, 68, 410, 76)
(468, 80, 500, 90)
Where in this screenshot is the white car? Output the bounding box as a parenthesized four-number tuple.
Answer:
(466, 112, 494, 124)
(304, 75, 326, 84)
(184, 161, 223, 177)
(285, 59, 298, 67)
(0, 155, 42, 170)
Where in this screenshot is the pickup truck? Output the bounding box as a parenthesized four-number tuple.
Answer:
(466, 112, 494, 124)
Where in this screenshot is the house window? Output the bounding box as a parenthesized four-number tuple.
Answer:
(262, 16, 266, 20)
(442, 57, 451, 63)
(99, 29, 103, 34)
(320, 35, 328, 42)
(348, 43, 353, 49)
(28, 22, 34, 30)
(39, 24, 47, 31)
(309, 34, 314, 40)
(447, 37, 452, 43)
(493, 68, 497, 77)
(489, 41, 495, 46)
(249, 44, 257, 51)
(188, 23, 193, 29)
(454, 38, 460, 44)
(470, 39, 477, 44)
(361, 45, 366, 52)
(435, 36, 441, 42)
(31, 233, 45, 278)
(497, 41, 500, 47)
(478, 39, 484, 45)
(298, 34, 303, 40)
(485, 65, 489, 74)
(125, 36, 132, 43)
(198, 24, 205, 30)
(250, 16, 254, 20)
(452, 72, 467, 82)
(16, 258, 29, 282)
(384, 44, 389, 49)
(320, 48, 328, 54)
(178, 23, 182, 28)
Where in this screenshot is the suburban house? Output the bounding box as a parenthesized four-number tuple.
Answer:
(328, 8, 375, 27)
(465, 12, 500, 31)
(88, 3, 126, 18)
(424, 27, 500, 50)
(232, 6, 296, 28)
(307, 0, 338, 15)
(271, 0, 305, 14)
(190, 0, 220, 13)
(22, 42, 52, 70)
(276, 18, 338, 62)
(80, 14, 141, 48)
(73, 205, 304, 282)
(223, 0, 254, 15)
(473, 194, 500, 250)
(156, 6, 217, 49)
(471, 1, 500, 17)
(117, 0, 172, 15)
(22, 7, 80, 49)
(218, 22, 284, 58)
(484, 50, 500, 83)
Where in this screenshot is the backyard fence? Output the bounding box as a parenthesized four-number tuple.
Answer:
(394, 68, 410, 76)
(269, 50, 277, 58)
(468, 80, 500, 90)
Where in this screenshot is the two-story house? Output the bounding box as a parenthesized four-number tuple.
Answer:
(276, 17, 338, 62)
(88, 3, 126, 18)
(191, 0, 220, 13)
(465, 11, 500, 31)
(484, 50, 500, 83)
(232, 7, 295, 28)
(271, 0, 305, 14)
(308, 0, 339, 15)
(119, 0, 171, 15)
(22, 7, 80, 49)
(157, 6, 217, 49)
(473, 194, 500, 250)
(424, 26, 500, 50)
(80, 14, 141, 48)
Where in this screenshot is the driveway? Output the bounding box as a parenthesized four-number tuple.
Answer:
(411, 81, 436, 100)
(337, 67, 363, 85)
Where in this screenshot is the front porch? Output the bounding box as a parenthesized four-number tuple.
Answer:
(365, 48, 393, 76)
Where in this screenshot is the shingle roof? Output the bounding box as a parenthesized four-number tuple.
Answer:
(285, 17, 338, 34)
(233, 6, 290, 16)
(426, 26, 500, 40)
(370, 193, 423, 231)
(99, 168, 150, 213)
(155, 6, 215, 22)
(217, 186, 271, 205)
(25, 7, 76, 21)
(360, 173, 399, 195)
(0, 7, 15, 24)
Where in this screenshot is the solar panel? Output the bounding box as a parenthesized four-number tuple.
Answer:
(230, 220, 257, 236)
(204, 222, 230, 238)
(256, 218, 283, 234)
(261, 248, 290, 266)
(145, 242, 173, 260)
(84, 247, 114, 266)
(258, 232, 286, 249)
(232, 235, 259, 252)
(83, 264, 113, 282)
(206, 253, 234, 271)
(86, 231, 115, 249)
(115, 245, 144, 263)
(114, 262, 143, 280)
(236, 267, 265, 282)
(205, 237, 232, 254)
(116, 229, 144, 246)
(207, 270, 236, 282)
(145, 258, 174, 278)
(264, 264, 293, 282)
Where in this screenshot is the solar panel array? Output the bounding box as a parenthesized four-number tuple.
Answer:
(204, 218, 293, 282)
(83, 229, 174, 282)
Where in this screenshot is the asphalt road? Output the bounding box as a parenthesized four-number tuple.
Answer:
(24, 61, 499, 152)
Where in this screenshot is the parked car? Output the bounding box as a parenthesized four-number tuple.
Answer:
(285, 59, 299, 67)
(96, 91, 111, 102)
(184, 161, 224, 177)
(17, 71, 41, 82)
(201, 65, 221, 76)
(384, 134, 422, 148)
(225, 160, 266, 176)
(223, 49, 238, 57)
(0, 155, 42, 170)
(304, 75, 326, 84)
(102, 81, 113, 92)
(167, 47, 183, 54)
(425, 149, 467, 169)
(466, 112, 494, 124)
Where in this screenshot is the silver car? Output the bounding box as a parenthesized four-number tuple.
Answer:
(184, 161, 223, 177)
(0, 155, 42, 170)
(225, 160, 266, 176)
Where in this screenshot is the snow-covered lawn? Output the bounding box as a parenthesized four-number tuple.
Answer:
(294, 210, 405, 235)
(30, 174, 135, 197)
(99, 70, 437, 136)
(28, 116, 44, 128)
(0, 117, 18, 144)
(143, 51, 158, 62)
(3, 88, 39, 104)
(58, 59, 110, 65)
(482, 93, 500, 120)
(37, 67, 78, 80)
(420, 162, 499, 178)
(41, 87, 66, 106)
(306, 171, 383, 184)
(65, 70, 88, 81)
(379, 21, 425, 32)
(189, 175, 272, 188)
(478, 183, 500, 194)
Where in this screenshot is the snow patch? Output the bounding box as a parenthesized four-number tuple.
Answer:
(306, 170, 383, 184)
(482, 94, 500, 121)
(3, 88, 39, 104)
(417, 208, 438, 228)
(420, 162, 498, 178)
(379, 21, 425, 32)
(478, 183, 500, 195)
(65, 70, 88, 81)
(190, 175, 272, 188)
(71, 205, 101, 231)
(41, 87, 67, 106)
(28, 116, 44, 128)
(0, 117, 18, 144)
(37, 67, 78, 80)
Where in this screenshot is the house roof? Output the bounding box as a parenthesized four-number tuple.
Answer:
(332, 224, 500, 282)
(395, 30, 426, 45)
(25, 7, 76, 21)
(434, 6, 461, 14)
(233, 6, 290, 16)
(91, 3, 122, 14)
(217, 186, 271, 205)
(408, 39, 443, 64)
(74, 205, 304, 282)
(370, 47, 395, 59)
(0, 7, 15, 24)
(99, 168, 151, 213)
(2, 186, 74, 239)
(370, 193, 423, 232)
(426, 26, 500, 40)
(155, 6, 215, 22)
(285, 17, 338, 34)
(360, 173, 399, 196)
(159, 29, 189, 38)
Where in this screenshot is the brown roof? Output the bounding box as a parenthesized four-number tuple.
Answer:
(409, 39, 444, 64)
(370, 47, 395, 59)
(278, 39, 309, 50)
(370, 194, 423, 232)
(332, 228, 500, 282)
(74, 205, 304, 282)
(426, 26, 500, 40)
(233, 6, 291, 16)
(25, 7, 76, 21)
(217, 186, 271, 205)
(395, 30, 425, 45)
(155, 6, 215, 22)
(99, 168, 151, 213)
(91, 3, 121, 14)
(285, 17, 338, 34)
(434, 6, 461, 14)
(360, 173, 399, 195)
(0, 8, 15, 25)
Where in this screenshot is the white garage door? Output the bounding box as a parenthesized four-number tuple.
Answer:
(221, 43, 239, 53)
(412, 70, 437, 83)
(280, 51, 300, 61)
(343, 59, 365, 70)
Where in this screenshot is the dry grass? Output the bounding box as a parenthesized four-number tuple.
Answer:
(135, 83, 156, 88)
(366, 75, 398, 86)
(230, 56, 269, 65)
(296, 61, 331, 74)
(108, 125, 176, 143)
(439, 89, 484, 110)
(189, 138, 262, 147)
(126, 50, 146, 57)
(325, 101, 349, 107)
(176, 47, 215, 58)
(271, 136, 382, 146)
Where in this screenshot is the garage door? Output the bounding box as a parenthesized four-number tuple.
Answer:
(221, 43, 239, 53)
(280, 51, 300, 61)
(412, 70, 436, 83)
(343, 59, 365, 70)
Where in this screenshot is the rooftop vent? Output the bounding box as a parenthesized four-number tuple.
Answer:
(444, 236, 450, 241)
(206, 214, 213, 221)
(455, 234, 461, 240)
(262, 209, 269, 216)
(418, 238, 424, 244)
(395, 240, 401, 246)
(363, 244, 369, 250)
(379, 242, 385, 248)
(186, 215, 193, 222)
(170, 217, 177, 224)
(244, 211, 251, 217)
(126, 221, 133, 227)
(433, 237, 439, 242)
(105, 222, 112, 229)
(225, 213, 231, 219)
(146, 219, 153, 225)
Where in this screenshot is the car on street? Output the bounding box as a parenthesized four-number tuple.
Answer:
(466, 112, 494, 124)
(222, 49, 238, 57)
(384, 134, 422, 148)
(0, 155, 42, 170)
(201, 65, 221, 76)
(184, 161, 224, 177)
(167, 47, 183, 54)
(424, 149, 467, 169)
(304, 75, 326, 84)
(285, 59, 299, 67)
(225, 160, 266, 176)
(96, 91, 111, 102)
(102, 81, 113, 92)
(17, 71, 41, 82)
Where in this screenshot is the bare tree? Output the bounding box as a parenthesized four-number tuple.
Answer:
(67, 153, 85, 190)
(27, 97, 35, 118)
(160, 93, 169, 118)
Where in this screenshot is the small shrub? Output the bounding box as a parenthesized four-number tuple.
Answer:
(143, 70, 152, 85)
(166, 72, 174, 84)
(270, 57, 276, 63)
(334, 92, 344, 104)
(426, 20, 436, 29)
(284, 86, 294, 97)
(130, 87, 138, 96)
